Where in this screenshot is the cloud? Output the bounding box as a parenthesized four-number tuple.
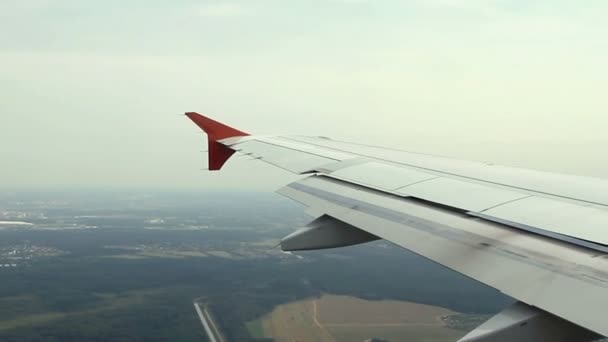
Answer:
(413, 0, 505, 17)
(328, 0, 370, 3)
(196, 3, 247, 17)
(0, 0, 53, 18)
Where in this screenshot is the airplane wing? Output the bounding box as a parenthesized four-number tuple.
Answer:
(185, 112, 608, 342)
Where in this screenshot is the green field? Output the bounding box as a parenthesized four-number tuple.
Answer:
(245, 320, 265, 339)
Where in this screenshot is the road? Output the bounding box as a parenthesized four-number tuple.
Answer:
(312, 299, 337, 342)
(193, 301, 224, 342)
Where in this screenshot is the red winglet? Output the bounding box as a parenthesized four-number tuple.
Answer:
(185, 112, 249, 140)
(185, 112, 249, 171)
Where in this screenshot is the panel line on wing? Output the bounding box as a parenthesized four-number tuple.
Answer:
(477, 195, 533, 212)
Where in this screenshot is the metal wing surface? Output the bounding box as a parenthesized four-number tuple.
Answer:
(186, 112, 608, 341)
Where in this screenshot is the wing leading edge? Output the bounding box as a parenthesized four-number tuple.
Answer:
(185, 112, 608, 341)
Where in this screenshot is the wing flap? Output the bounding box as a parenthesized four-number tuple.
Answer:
(396, 177, 530, 212)
(481, 197, 608, 246)
(329, 161, 438, 190)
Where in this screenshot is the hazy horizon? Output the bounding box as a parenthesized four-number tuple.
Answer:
(2, 0, 608, 190)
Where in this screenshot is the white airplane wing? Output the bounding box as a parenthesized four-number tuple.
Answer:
(186, 112, 607, 342)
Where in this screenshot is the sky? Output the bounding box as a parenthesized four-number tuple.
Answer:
(1, 0, 608, 190)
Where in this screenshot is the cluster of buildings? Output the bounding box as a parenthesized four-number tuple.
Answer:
(0, 210, 46, 220)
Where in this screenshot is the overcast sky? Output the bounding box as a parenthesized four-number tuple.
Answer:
(1, 0, 607, 191)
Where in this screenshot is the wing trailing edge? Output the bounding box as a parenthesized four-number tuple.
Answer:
(185, 112, 249, 170)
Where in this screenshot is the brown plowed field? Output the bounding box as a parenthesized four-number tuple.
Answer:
(256, 295, 465, 342)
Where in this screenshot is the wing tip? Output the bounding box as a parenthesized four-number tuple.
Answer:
(185, 112, 249, 140)
(185, 112, 249, 171)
